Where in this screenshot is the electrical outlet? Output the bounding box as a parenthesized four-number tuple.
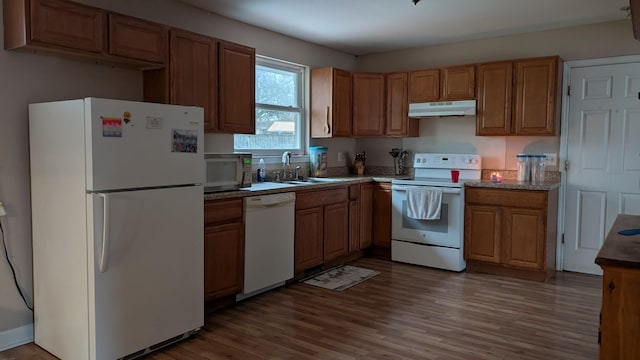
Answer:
(544, 153, 558, 166)
(337, 152, 344, 162)
(0, 201, 6, 217)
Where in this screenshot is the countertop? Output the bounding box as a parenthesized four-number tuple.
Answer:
(464, 179, 561, 191)
(595, 214, 640, 269)
(204, 175, 409, 201)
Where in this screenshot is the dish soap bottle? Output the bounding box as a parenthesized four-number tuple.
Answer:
(257, 158, 266, 182)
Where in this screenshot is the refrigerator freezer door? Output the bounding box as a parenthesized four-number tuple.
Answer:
(85, 98, 204, 191)
(87, 186, 203, 360)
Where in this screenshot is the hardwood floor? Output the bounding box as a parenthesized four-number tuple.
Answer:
(1, 258, 601, 359)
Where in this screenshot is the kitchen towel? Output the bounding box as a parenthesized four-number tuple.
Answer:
(406, 186, 442, 220)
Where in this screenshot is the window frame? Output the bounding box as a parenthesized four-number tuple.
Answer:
(233, 55, 308, 157)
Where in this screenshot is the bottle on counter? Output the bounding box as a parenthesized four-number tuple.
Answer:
(257, 158, 266, 182)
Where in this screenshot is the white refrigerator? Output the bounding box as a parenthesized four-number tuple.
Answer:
(29, 98, 204, 360)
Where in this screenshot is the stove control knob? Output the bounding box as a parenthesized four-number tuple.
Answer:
(465, 159, 471, 164)
(472, 159, 478, 164)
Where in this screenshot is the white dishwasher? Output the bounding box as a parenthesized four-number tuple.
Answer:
(237, 192, 296, 301)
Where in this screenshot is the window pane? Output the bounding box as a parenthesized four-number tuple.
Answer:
(256, 65, 298, 107)
(234, 109, 301, 150)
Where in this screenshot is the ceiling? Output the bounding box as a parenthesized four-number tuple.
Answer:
(177, 0, 630, 56)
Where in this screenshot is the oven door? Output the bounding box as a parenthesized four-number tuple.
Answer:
(391, 184, 463, 248)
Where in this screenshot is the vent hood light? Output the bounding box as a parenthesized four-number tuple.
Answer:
(408, 100, 476, 117)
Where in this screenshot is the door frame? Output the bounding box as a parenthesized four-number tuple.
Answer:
(557, 54, 640, 271)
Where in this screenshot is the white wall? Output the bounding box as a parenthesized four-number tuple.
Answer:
(0, 0, 354, 340)
(355, 20, 640, 170)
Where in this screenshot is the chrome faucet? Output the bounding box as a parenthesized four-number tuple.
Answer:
(282, 151, 291, 180)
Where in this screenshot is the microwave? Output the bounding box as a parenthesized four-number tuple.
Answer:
(204, 153, 252, 193)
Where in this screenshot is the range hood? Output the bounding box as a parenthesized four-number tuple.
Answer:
(408, 100, 476, 117)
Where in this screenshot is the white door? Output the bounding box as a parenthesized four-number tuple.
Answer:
(88, 186, 203, 360)
(85, 98, 204, 191)
(564, 62, 640, 274)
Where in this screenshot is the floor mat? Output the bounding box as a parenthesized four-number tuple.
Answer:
(302, 265, 379, 291)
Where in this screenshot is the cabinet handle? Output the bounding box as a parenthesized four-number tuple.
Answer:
(608, 281, 615, 291)
(324, 106, 331, 134)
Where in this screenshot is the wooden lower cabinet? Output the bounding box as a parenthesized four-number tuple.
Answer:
(294, 186, 350, 273)
(360, 183, 374, 249)
(203, 198, 244, 301)
(295, 207, 324, 272)
(464, 187, 558, 281)
(323, 202, 349, 261)
(598, 266, 640, 360)
(372, 182, 392, 248)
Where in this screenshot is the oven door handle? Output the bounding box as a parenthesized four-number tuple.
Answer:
(391, 184, 461, 195)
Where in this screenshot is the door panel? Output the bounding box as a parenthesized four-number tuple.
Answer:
(564, 62, 640, 274)
(86, 98, 204, 191)
(89, 186, 203, 359)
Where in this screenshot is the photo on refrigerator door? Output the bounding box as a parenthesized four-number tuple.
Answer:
(102, 117, 122, 137)
(171, 129, 198, 153)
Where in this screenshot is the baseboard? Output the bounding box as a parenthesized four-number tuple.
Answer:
(0, 323, 34, 351)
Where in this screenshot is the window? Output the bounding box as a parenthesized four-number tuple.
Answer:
(234, 56, 306, 155)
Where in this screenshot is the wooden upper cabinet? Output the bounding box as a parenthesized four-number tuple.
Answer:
(386, 72, 418, 137)
(4, 0, 168, 68)
(311, 67, 352, 138)
(441, 65, 475, 100)
(476, 61, 513, 136)
(108, 13, 167, 63)
(513, 56, 559, 135)
(409, 65, 474, 103)
(4, 0, 106, 52)
(409, 68, 439, 103)
(217, 40, 256, 134)
(352, 72, 385, 137)
(169, 29, 217, 131)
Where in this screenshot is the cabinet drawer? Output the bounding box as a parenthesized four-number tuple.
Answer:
(296, 187, 348, 209)
(204, 198, 243, 225)
(465, 187, 547, 208)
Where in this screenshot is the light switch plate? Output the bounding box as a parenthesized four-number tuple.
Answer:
(337, 152, 344, 162)
(544, 153, 557, 166)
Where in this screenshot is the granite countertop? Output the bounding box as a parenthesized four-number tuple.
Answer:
(204, 175, 410, 201)
(464, 179, 561, 191)
(595, 214, 640, 269)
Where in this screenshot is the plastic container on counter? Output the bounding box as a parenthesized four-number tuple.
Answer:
(309, 146, 328, 177)
(516, 154, 530, 181)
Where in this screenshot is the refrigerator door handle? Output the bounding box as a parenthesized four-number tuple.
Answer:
(99, 193, 110, 273)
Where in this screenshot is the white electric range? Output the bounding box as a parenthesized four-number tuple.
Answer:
(391, 153, 482, 271)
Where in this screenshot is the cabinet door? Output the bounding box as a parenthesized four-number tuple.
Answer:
(502, 207, 545, 269)
(333, 68, 353, 136)
(476, 61, 513, 136)
(29, 0, 106, 53)
(324, 202, 349, 261)
(352, 72, 385, 137)
(108, 13, 167, 63)
(513, 57, 558, 135)
(349, 199, 360, 253)
(295, 207, 323, 272)
(360, 183, 374, 249)
(441, 65, 475, 100)
(464, 205, 501, 263)
(409, 69, 439, 103)
(600, 266, 640, 360)
(386, 72, 418, 137)
(204, 222, 244, 300)
(169, 29, 217, 131)
(372, 183, 392, 248)
(218, 40, 256, 134)
(311, 68, 352, 138)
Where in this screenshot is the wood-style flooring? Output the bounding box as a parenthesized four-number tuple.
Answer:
(1, 258, 602, 360)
